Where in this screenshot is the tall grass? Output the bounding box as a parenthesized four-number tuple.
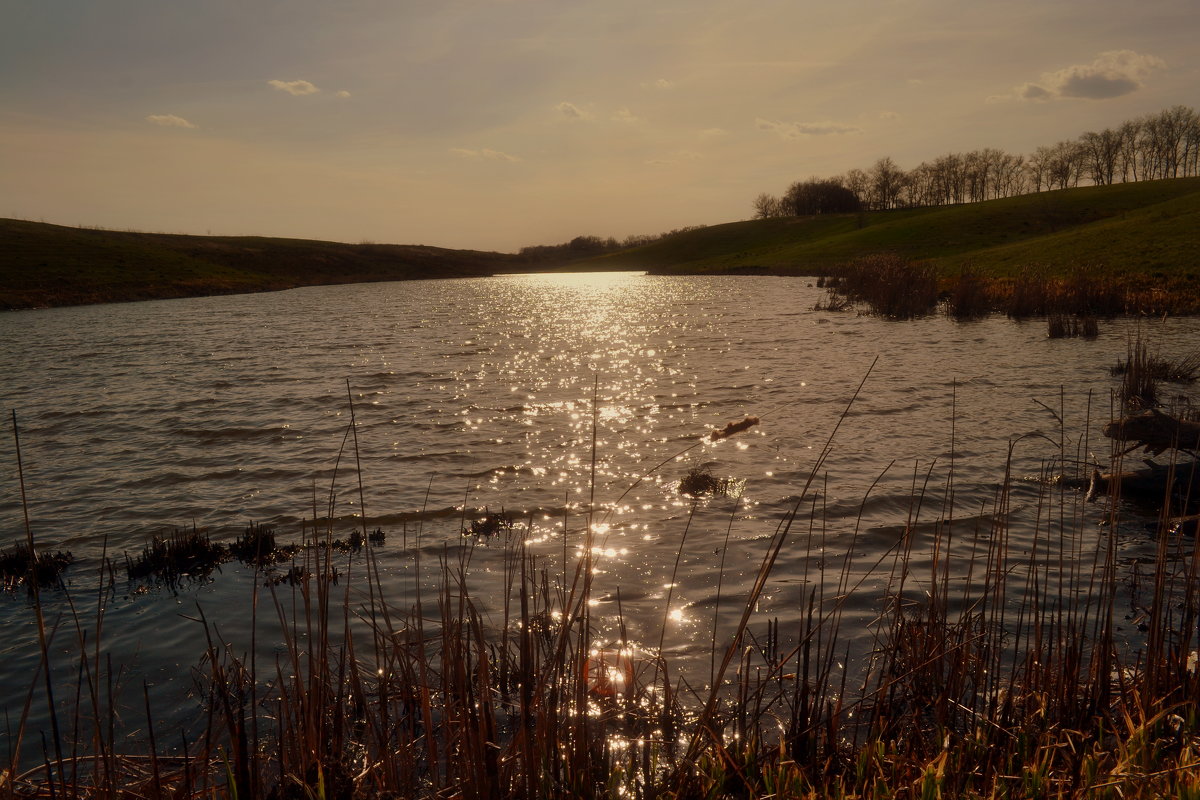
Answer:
(6, 393, 1200, 798)
(827, 254, 939, 319)
(823, 256, 1200, 322)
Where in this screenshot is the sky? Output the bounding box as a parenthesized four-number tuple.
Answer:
(2, 0, 1198, 253)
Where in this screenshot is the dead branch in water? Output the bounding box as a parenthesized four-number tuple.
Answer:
(1103, 409, 1200, 456)
(710, 415, 760, 441)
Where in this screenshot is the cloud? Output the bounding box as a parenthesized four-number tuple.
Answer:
(450, 147, 520, 162)
(879, 110, 901, 121)
(335, 90, 351, 99)
(556, 101, 590, 119)
(642, 78, 674, 90)
(611, 107, 640, 123)
(998, 50, 1166, 102)
(268, 79, 321, 96)
(755, 118, 862, 139)
(145, 114, 196, 129)
(699, 128, 729, 141)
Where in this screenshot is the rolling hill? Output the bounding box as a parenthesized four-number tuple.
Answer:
(585, 177, 1200, 279)
(3, 177, 1198, 310)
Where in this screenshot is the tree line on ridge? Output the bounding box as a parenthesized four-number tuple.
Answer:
(753, 104, 1200, 217)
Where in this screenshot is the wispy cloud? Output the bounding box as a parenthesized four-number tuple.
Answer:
(145, 114, 197, 129)
(699, 128, 729, 141)
(995, 50, 1166, 102)
(450, 147, 520, 162)
(642, 78, 674, 90)
(556, 101, 589, 119)
(755, 118, 862, 139)
(268, 79, 321, 96)
(879, 110, 901, 121)
(335, 89, 351, 99)
(611, 107, 640, 123)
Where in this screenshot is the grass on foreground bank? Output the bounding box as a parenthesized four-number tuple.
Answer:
(7, 380, 1200, 799)
(589, 177, 1200, 282)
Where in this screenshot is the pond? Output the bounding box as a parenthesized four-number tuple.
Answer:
(1, 272, 1196, 762)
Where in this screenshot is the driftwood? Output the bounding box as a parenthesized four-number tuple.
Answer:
(1170, 515, 1200, 536)
(1087, 460, 1200, 509)
(711, 415, 760, 441)
(1103, 409, 1200, 456)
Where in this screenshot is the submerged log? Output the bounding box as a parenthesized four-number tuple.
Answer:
(1087, 460, 1200, 508)
(1169, 514, 1200, 536)
(1103, 409, 1200, 456)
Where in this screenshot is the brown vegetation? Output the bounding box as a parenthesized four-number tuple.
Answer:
(826, 253, 940, 319)
(825, 257, 1200, 320)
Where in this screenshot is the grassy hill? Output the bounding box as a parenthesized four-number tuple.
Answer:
(585, 178, 1200, 279)
(0, 219, 522, 309)
(4, 178, 1199, 310)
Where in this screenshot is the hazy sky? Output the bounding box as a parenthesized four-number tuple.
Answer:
(2, 0, 1197, 252)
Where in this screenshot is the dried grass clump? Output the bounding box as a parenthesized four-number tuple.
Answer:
(125, 529, 227, 583)
(1114, 338, 1159, 411)
(678, 466, 733, 497)
(1111, 337, 1200, 413)
(1047, 314, 1100, 338)
(230, 521, 297, 564)
(812, 290, 851, 312)
(945, 268, 992, 321)
(830, 253, 939, 319)
(1003, 267, 1052, 319)
(0, 543, 74, 591)
(1113, 349, 1200, 384)
(463, 509, 514, 537)
(1061, 265, 1127, 316)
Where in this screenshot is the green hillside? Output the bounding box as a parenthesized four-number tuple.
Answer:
(4, 178, 1199, 310)
(0, 219, 521, 309)
(587, 178, 1200, 278)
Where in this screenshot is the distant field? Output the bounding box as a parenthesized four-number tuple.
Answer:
(586, 177, 1200, 279)
(3, 178, 1199, 309)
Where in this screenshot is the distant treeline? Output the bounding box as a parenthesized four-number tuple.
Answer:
(755, 104, 1200, 217)
(517, 226, 707, 263)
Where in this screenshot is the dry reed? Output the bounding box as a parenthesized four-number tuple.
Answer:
(7, 386, 1200, 799)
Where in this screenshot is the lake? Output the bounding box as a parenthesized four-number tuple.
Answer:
(1, 272, 1197, 758)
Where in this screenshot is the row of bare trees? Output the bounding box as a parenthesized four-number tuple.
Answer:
(754, 105, 1200, 217)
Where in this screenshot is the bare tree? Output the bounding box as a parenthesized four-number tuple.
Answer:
(751, 104, 1195, 216)
(752, 192, 786, 219)
(1080, 129, 1122, 186)
(868, 157, 907, 210)
(842, 168, 870, 207)
(1117, 119, 1142, 183)
(1045, 141, 1083, 190)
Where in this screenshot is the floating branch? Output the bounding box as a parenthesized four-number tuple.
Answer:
(1104, 409, 1200, 456)
(710, 415, 760, 441)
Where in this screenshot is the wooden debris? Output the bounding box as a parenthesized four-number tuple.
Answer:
(1103, 409, 1200, 456)
(1169, 515, 1200, 536)
(1087, 461, 1200, 508)
(711, 415, 760, 441)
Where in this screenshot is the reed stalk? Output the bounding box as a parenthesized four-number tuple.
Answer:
(8, 374, 1200, 798)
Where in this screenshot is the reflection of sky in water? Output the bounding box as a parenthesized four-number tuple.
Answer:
(3, 274, 1200, 745)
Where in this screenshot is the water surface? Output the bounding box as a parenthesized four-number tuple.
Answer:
(1, 272, 1196, 752)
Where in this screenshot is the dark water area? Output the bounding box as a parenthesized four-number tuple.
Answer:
(1, 272, 1197, 760)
